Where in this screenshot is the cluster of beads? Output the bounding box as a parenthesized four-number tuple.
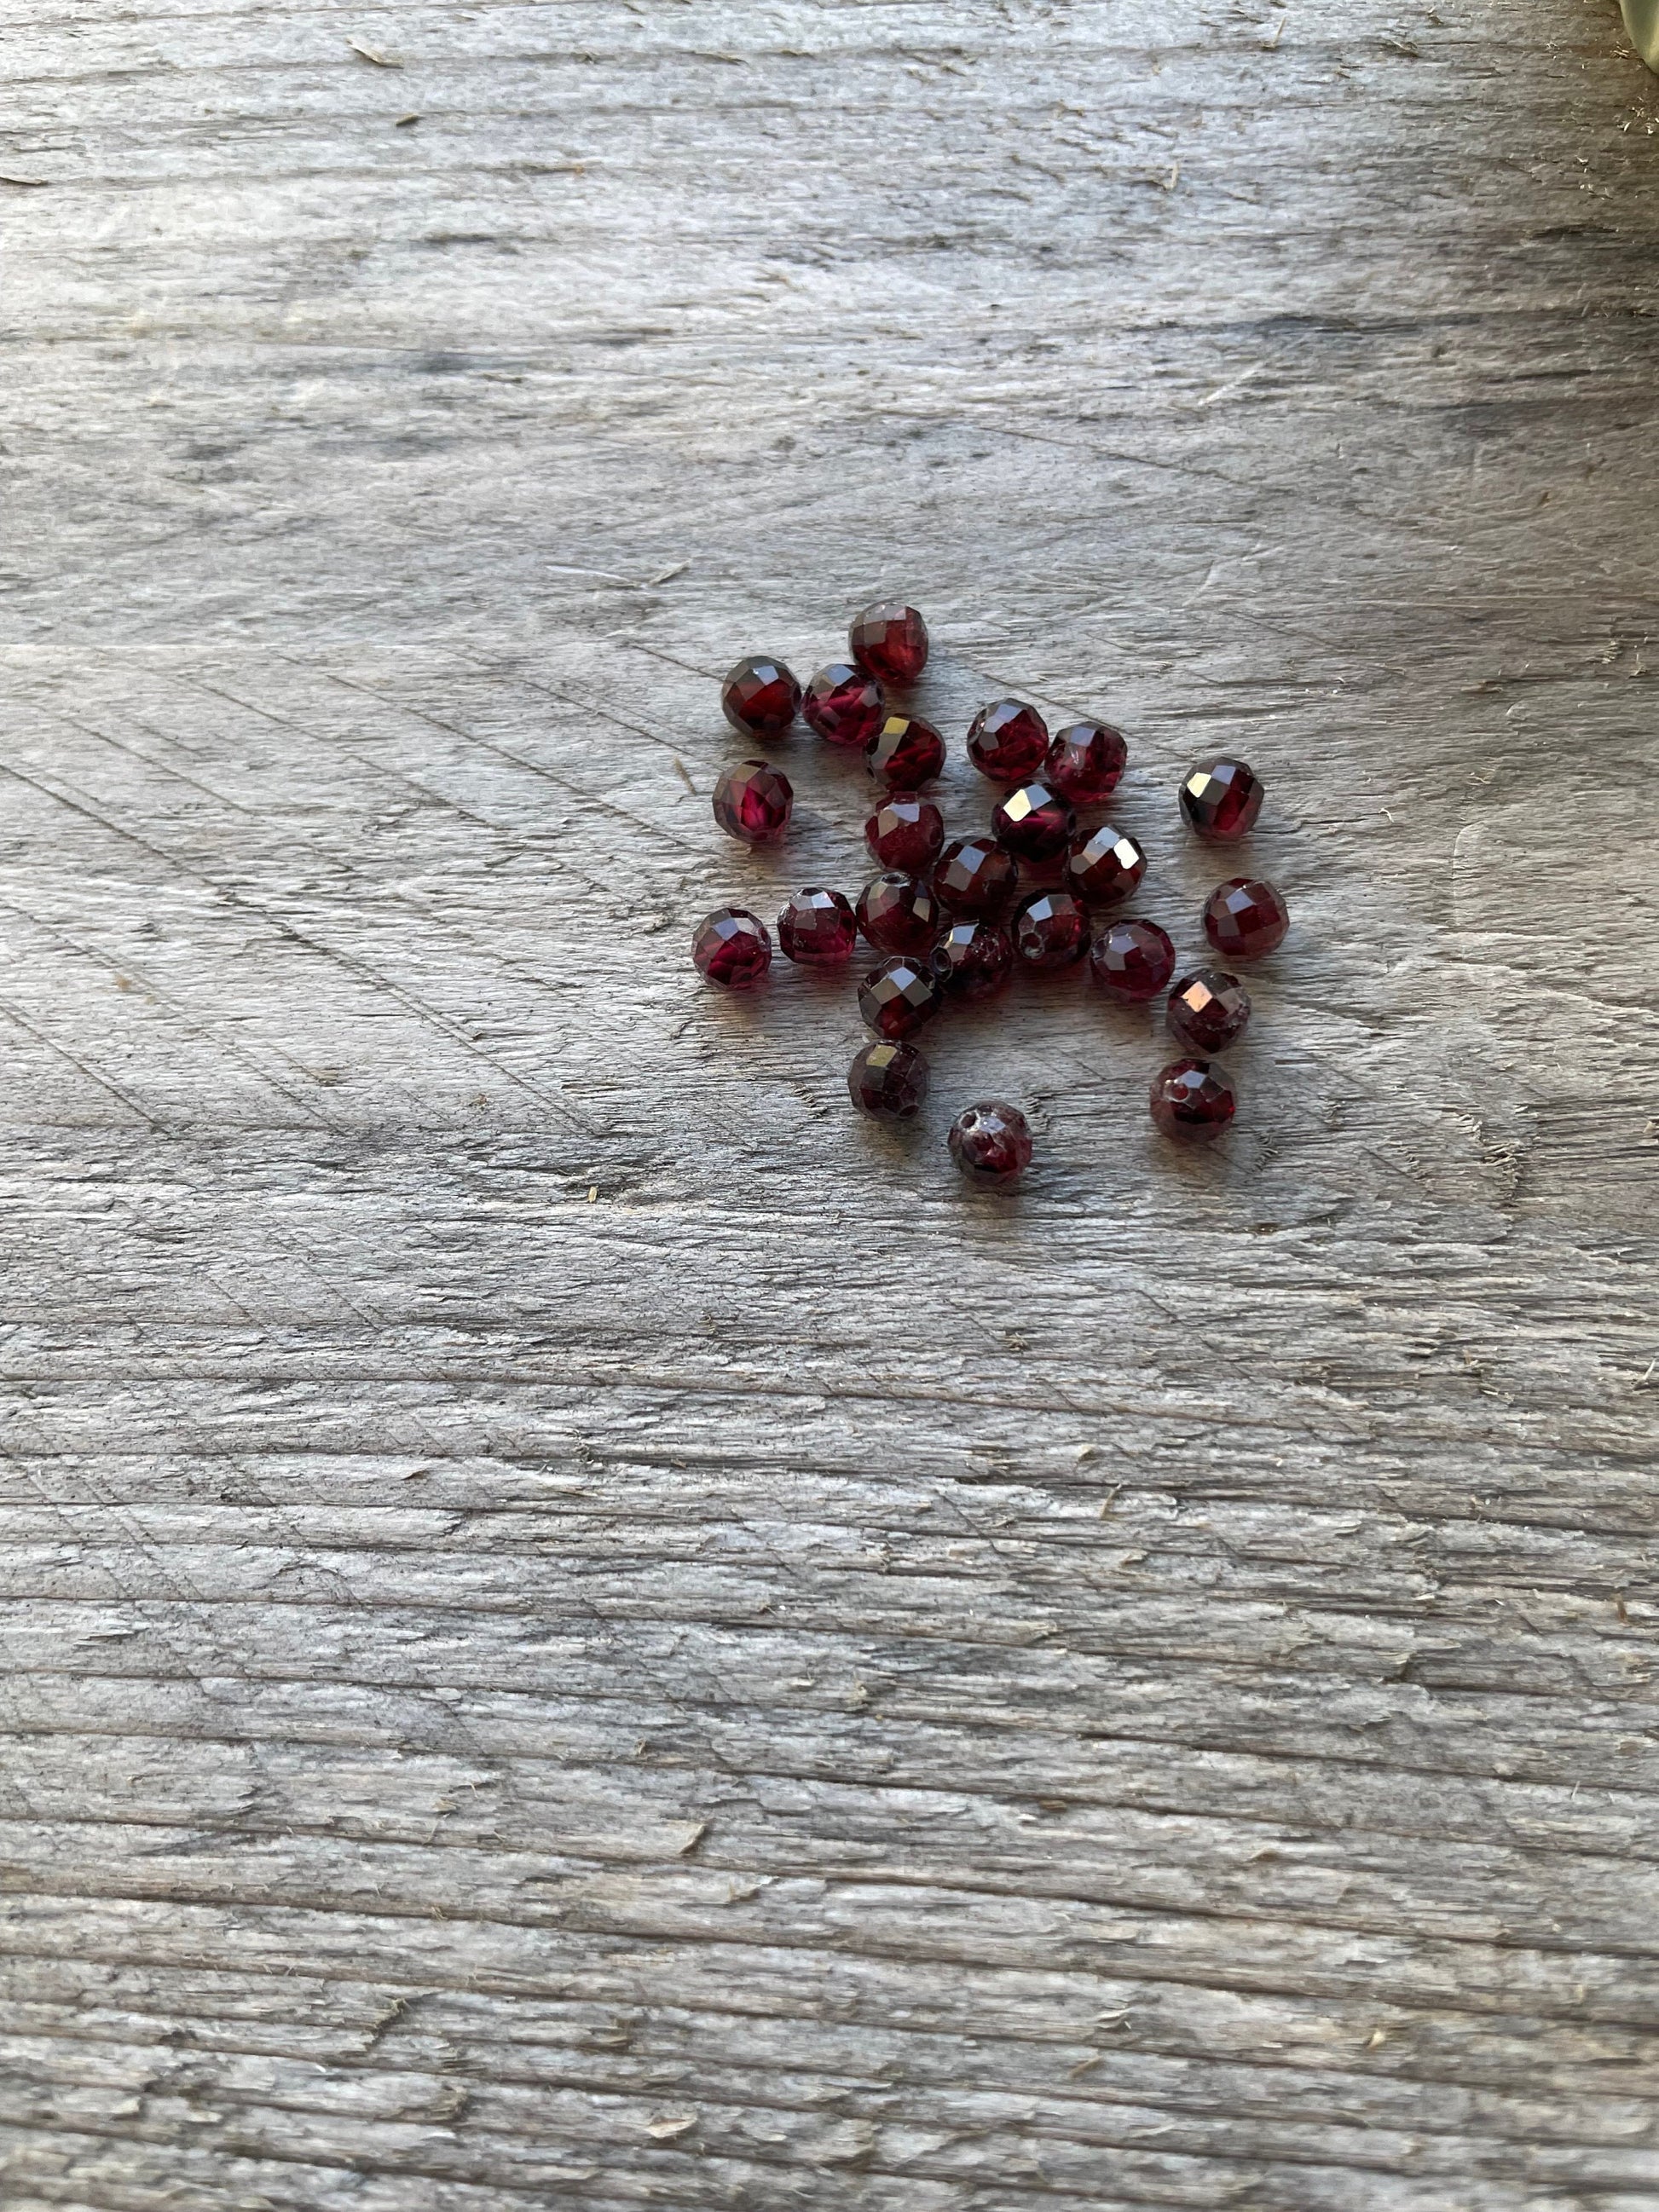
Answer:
(697, 602, 1291, 1183)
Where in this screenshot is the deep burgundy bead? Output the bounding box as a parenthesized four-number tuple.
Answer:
(1150, 1057, 1236, 1142)
(803, 661, 886, 748)
(1090, 917, 1176, 1002)
(720, 654, 801, 738)
(933, 919, 1014, 1002)
(1166, 968, 1251, 1054)
(948, 1100, 1034, 1186)
(1203, 876, 1289, 962)
(692, 907, 772, 988)
(858, 872, 943, 956)
(967, 699, 1049, 784)
(1045, 719, 1127, 806)
(713, 759, 792, 845)
(1066, 824, 1146, 908)
(1181, 758, 1263, 842)
(865, 795, 945, 874)
(848, 1038, 929, 1119)
(993, 782, 1076, 863)
(865, 713, 946, 790)
(777, 887, 858, 967)
(1012, 889, 1090, 969)
(858, 954, 942, 1040)
(849, 602, 928, 688)
(932, 836, 1020, 919)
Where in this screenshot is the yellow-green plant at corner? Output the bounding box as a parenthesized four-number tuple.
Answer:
(1622, 0, 1659, 68)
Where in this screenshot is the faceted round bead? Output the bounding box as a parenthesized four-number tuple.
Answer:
(1046, 719, 1127, 806)
(1181, 758, 1263, 842)
(1166, 967, 1251, 1055)
(967, 699, 1049, 784)
(777, 887, 858, 967)
(1203, 876, 1289, 962)
(865, 795, 945, 874)
(1012, 888, 1090, 970)
(1090, 917, 1176, 1002)
(720, 654, 801, 738)
(1066, 824, 1146, 908)
(692, 907, 772, 989)
(848, 1038, 929, 1120)
(713, 758, 792, 845)
(992, 781, 1076, 863)
(948, 1100, 1034, 1186)
(1150, 1057, 1236, 1142)
(866, 713, 946, 790)
(858, 954, 942, 1040)
(858, 872, 943, 956)
(849, 602, 928, 688)
(932, 835, 1020, 920)
(933, 919, 1014, 1002)
(803, 661, 886, 748)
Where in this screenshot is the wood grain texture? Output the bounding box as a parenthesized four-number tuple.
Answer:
(2, 2, 1657, 2205)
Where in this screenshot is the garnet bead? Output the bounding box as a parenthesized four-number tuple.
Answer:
(713, 759, 792, 845)
(1090, 917, 1176, 1002)
(993, 781, 1076, 863)
(865, 795, 945, 874)
(777, 887, 858, 967)
(1066, 824, 1146, 908)
(1166, 967, 1251, 1054)
(933, 919, 1014, 1002)
(1150, 1057, 1236, 1142)
(1203, 876, 1289, 962)
(866, 713, 946, 790)
(848, 1038, 929, 1120)
(1181, 758, 1263, 842)
(967, 699, 1049, 784)
(933, 835, 1020, 920)
(1012, 888, 1090, 969)
(692, 907, 772, 988)
(1046, 719, 1127, 806)
(849, 602, 928, 688)
(858, 872, 943, 956)
(803, 661, 886, 748)
(948, 1100, 1033, 1186)
(859, 954, 942, 1040)
(720, 655, 801, 738)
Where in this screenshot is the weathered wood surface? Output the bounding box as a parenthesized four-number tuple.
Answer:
(2, 2, 1657, 2205)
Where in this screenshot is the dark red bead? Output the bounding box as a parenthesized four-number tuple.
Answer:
(1090, 917, 1176, 1002)
(1065, 824, 1146, 908)
(777, 887, 858, 967)
(720, 654, 801, 738)
(1203, 876, 1288, 962)
(1166, 968, 1251, 1054)
(1150, 1057, 1236, 1142)
(1046, 719, 1127, 806)
(692, 907, 772, 988)
(859, 954, 942, 1040)
(967, 699, 1049, 784)
(865, 796, 945, 874)
(933, 919, 1014, 1002)
(948, 1100, 1033, 1185)
(713, 759, 792, 845)
(848, 1038, 929, 1120)
(993, 782, 1075, 863)
(932, 836, 1020, 919)
(866, 713, 946, 790)
(1181, 758, 1263, 842)
(1012, 888, 1090, 969)
(849, 602, 928, 688)
(858, 872, 943, 956)
(803, 661, 886, 748)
